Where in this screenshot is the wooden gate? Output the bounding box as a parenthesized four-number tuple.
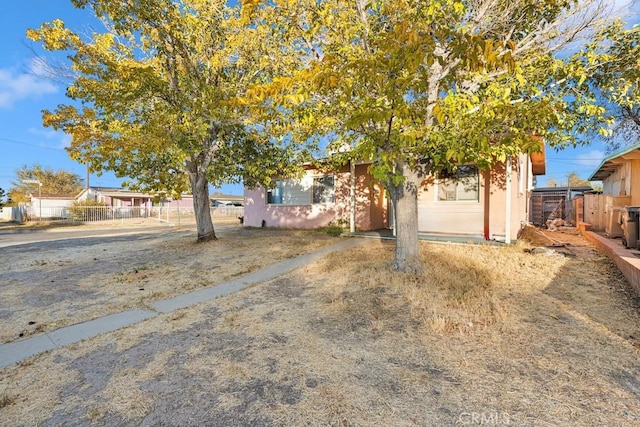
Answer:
(583, 193, 606, 231)
(529, 190, 569, 226)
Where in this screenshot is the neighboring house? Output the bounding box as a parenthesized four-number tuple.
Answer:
(589, 142, 640, 203)
(210, 193, 244, 207)
(77, 187, 194, 209)
(27, 187, 196, 220)
(586, 142, 640, 232)
(24, 186, 244, 223)
(244, 149, 546, 242)
(28, 194, 77, 219)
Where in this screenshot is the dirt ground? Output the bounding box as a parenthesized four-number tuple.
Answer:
(0, 224, 338, 343)
(1, 225, 640, 426)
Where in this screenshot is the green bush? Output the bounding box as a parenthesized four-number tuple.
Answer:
(323, 221, 345, 237)
(69, 200, 109, 221)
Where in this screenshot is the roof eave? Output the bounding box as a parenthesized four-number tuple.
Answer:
(588, 141, 640, 181)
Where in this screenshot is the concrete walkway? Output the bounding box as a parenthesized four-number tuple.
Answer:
(0, 237, 366, 369)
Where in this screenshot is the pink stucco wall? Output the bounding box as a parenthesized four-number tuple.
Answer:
(165, 197, 194, 208)
(244, 164, 387, 231)
(244, 157, 529, 240)
(486, 155, 531, 241)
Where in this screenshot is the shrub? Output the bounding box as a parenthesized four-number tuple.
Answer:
(323, 221, 345, 237)
(69, 200, 109, 221)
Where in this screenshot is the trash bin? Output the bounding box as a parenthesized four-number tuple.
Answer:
(620, 206, 640, 248)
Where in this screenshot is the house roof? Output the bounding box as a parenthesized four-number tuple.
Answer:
(86, 186, 193, 199)
(30, 194, 77, 200)
(531, 186, 593, 193)
(589, 142, 640, 181)
(93, 188, 153, 199)
(210, 193, 243, 202)
(530, 142, 546, 176)
(529, 137, 547, 175)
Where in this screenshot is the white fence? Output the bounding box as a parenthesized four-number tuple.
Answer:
(1, 206, 28, 222)
(19, 205, 244, 225)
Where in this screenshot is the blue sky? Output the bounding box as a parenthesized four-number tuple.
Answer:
(0, 1, 638, 196)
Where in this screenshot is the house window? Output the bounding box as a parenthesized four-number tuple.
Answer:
(266, 181, 284, 204)
(438, 165, 479, 201)
(313, 176, 335, 204)
(266, 175, 335, 205)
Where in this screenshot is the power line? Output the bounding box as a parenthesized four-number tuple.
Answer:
(547, 157, 604, 161)
(0, 137, 65, 150)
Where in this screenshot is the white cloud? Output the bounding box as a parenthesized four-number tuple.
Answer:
(28, 127, 71, 150)
(59, 133, 72, 149)
(610, 0, 639, 22)
(28, 127, 58, 139)
(0, 64, 58, 109)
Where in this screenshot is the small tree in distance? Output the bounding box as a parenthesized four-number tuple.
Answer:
(546, 178, 559, 188)
(566, 172, 592, 188)
(9, 164, 84, 204)
(544, 173, 594, 189)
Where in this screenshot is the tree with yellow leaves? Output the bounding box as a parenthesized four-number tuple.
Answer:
(243, 0, 616, 271)
(28, 0, 298, 241)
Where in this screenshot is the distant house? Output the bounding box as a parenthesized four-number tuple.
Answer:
(589, 142, 640, 203)
(210, 193, 244, 207)
(26, 186, 196, 220)
(28, 194, 77, 219)
(244, 149, 546, 242)
(77, 187, 194, 210)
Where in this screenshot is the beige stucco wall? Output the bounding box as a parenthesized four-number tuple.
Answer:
(417, 155, 528, 241)
(600, 159, 640, 206)
(417, 180, 485, 237)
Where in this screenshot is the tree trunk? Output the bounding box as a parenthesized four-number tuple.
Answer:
(389, 161, 421, 273)
(190, 168, 216, 242)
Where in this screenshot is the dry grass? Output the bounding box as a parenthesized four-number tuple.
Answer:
(0, 225, 338, 343)
(314, 239, 565, 336)
(1, 228, 640, 425)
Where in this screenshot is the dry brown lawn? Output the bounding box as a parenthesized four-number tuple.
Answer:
(0, 225, 338, 343)
(1, 226, 640, 426)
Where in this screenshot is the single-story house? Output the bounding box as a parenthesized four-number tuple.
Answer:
(210, 193, 244, 207)
(589, 141, 640, 204)
(27, 187, 196, 220)
(27, 194, 77, 219)
(77, 187, 194, 209)
(244, 149, 546, 242)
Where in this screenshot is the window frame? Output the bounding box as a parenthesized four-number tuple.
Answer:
(312, 175, 335, 204)
(436, 165, 480, 202)
(266, 180, 284, 205)
(265, 174, 336, 206)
